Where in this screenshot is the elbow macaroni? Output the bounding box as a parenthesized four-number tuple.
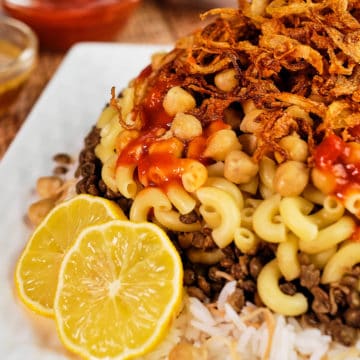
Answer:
(322, 242, 360, 284)
(166, 183, 197, 215)
(115, 165, 138, 199)
(257, 259, 308, 316)
(276, 234, 301, 281)
(253, 194, 287, 243)
(130, 187, 172, 222)
(279, 196, 317, 242)
(205, 177, 244, 210)
(308, 195, 344, 229)
(298, 216, 356, 254)
(154, 207, 201, 232)
(195, 186, 241, 248)
(234, 227, 259, 254)
(101, 154, 119, 193)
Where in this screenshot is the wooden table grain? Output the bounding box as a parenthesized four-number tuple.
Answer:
(0, 0, 230, 159)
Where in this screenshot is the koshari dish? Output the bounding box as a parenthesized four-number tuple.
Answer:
(20, 0, 360, 358)
(76, 0, 360, 348)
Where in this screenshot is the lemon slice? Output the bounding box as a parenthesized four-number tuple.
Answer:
(54, 220, 183, 360)
(15, 194, 126, 316)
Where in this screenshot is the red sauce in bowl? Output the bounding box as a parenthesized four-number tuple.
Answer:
(2, 0, 141, 51)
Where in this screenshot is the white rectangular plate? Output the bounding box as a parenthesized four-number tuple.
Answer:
(0, 43, 169, 358)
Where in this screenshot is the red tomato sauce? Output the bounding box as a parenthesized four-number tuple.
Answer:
(349, 125, 360, 140)
(116, 71, 229, 188)
(138, 78, 178, 131)
(350, 226, 360, 242)
(313, 133, 360, 200)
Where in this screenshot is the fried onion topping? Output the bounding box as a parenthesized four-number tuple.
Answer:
(114, 0, 360, 162)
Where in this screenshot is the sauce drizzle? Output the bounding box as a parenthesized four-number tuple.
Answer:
(313, 133, 360, 200)
(116, 72, 229, 189)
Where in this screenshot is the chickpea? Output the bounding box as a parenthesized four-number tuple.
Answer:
(36, 176, 63, 199)
(224, 150, 259, 184)
(277, 135, 309, 163)
(182, 160, 208, 192)
(149, 137, 184, 157)
(214, 68, 238, 92)
(28, 198, 56, 226)
(171, 113, 202, 140)
(203, 129, 242, 161)
(273, 160, 309, 196)
(163, 86, 196, 116)
(311, 167, 336, 195)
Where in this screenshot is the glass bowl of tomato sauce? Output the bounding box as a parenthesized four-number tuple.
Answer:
(2, 0, 141, 51)
(0, 17, 38, 115)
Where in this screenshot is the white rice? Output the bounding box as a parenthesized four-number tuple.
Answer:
(142, 281, 360, 360)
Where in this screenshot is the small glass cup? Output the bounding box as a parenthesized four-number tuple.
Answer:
(0, 17, 38, 116)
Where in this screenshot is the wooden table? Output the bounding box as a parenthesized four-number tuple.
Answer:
(0, 0, 236, 159)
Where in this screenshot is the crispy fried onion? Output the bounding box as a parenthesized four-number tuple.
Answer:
(112, 0, 360, 160)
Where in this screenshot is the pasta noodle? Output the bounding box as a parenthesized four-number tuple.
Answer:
(196, 186, 241, 248)
(276, 234, 301, 281)
(115, 165, 138, 199)
(257, 259, 308, 316)
(344, 191, 360, 218)
(258, 156, 276, 194)
(234, 227, 259, 254)
(199, 203, 221, 228)
(130, 187, 172, 222)
(154, 207, 201, 232)
(298, 216, 356, 254)
(166, 183, 197, 215)
(308, 195, 344, 229)
(309, 246, 337, 270)
(101, 154, 118, 193)
(240, 206, 255, 230)
(302, 184, 325, 206)
(253, 194, 287, 243)
(322, 243, 360, 284)
(204, 177, 244, 209)
(96, 105, 118, 129)
(279, 196, 317, 242)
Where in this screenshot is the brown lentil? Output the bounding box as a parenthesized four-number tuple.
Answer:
(53, 152, 73, 164)
(53, 166, 69, 175)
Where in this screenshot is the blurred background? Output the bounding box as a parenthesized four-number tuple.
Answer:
(0, 0, 238, 158)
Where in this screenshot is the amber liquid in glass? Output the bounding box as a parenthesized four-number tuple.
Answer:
(0, 40, 32, 115)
